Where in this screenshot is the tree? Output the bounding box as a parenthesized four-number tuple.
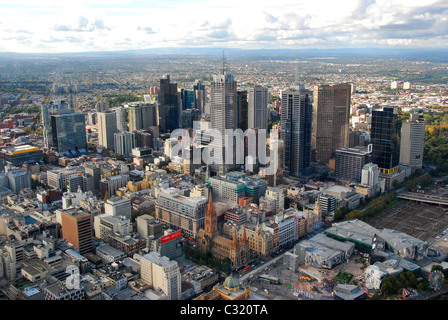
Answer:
(334, 209, 345, 221)
(344, 209, 364, 221)
(431, 264, 443, 272)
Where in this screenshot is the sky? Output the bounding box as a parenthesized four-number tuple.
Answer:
(0, 0, 447, 53)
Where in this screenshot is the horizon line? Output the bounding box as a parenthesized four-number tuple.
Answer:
(1, 46, 448, 56)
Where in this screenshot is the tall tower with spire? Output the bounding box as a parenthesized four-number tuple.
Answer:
(209, 50, 238, 176)
(204, 190, 218, 236)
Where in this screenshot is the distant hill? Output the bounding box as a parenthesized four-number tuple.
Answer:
(1, 47, 447, 62)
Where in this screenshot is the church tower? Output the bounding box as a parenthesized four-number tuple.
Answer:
(204, 190, 218, 236)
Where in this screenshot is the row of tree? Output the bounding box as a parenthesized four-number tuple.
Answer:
(424, 110, 448, 170)
(334, 192, 398, 222)
(185, 246, 232, 274)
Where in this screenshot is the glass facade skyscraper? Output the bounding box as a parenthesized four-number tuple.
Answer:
(280, 86, 313, 177)
(50, 113, 87, 154)
(158, 75, 180, 133)
(370, 106, 401, 172)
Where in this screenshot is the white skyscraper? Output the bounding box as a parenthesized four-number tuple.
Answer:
(114, 106, 127, 132)
(98, 111, 118, 151)
(400, 110, 425, 170)
(114, 131, 136, 156)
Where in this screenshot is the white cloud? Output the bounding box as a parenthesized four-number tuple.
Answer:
(0, 0, 447, 52)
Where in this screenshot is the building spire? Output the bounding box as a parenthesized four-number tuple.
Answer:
(204, 189, 218, 235)
(221, 49, 230, 75)
(231, 229, 239, 250)
(293, 49, 304, 89)
(242, 226, 247, 246)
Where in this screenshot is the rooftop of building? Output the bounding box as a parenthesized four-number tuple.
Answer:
(1, 144, 39, 155)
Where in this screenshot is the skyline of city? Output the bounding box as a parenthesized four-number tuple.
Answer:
(1, 2, 448, 305)
(1, 0, 448, 53)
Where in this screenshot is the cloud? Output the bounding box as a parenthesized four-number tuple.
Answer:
(207, 29, 229, 39)
(53, 15, 109, 32)
(1, 0, 448, 52)
(53, 24, 72, 32)
(137, 26, 156, 34)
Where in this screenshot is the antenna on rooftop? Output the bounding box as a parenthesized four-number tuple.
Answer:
(221, 49, 228, 75)
(294, 50, 301, 85)
(293, 49, 305, 89)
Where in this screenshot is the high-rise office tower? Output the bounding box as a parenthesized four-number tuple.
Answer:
(237, 90, 248, 131)
(49, 113, 87, 154)
(114, 106, 127, 132)
(114, 131, 136, 156)
(42, 99, 86, 154)
(97, 111, 118, 151)
(400, 110, 425, 170)
(370, 106, 401, 173)
(194, 80, 206, 113)
(127, 102, 157, 132)
(128, 104, 142, 132)
(60, 210, 93, 256)
(280, 85, 313, 177)
(209, 55, 238, 175)
(158, 75, 181, 133)
(134, 130, 153, 149)
(181, 89, 195, 110)
(248, 85, 270, 130)
(312, 83, 351, 164)
(181, 108, 202, 129)
(141, 103, 158, 129)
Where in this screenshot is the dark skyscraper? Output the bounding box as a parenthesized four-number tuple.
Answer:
(193, 80, 206, 113)
(181, 89, 195, 110)
(280, 85, 313, 177)
(312, 83, 351, 164)
(50, 113, 87, 154)
(237, 90, 248, 131)
(370, 106, 401, 172)
(158, 75, 181, 133)
(248, 85, 270, 130)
